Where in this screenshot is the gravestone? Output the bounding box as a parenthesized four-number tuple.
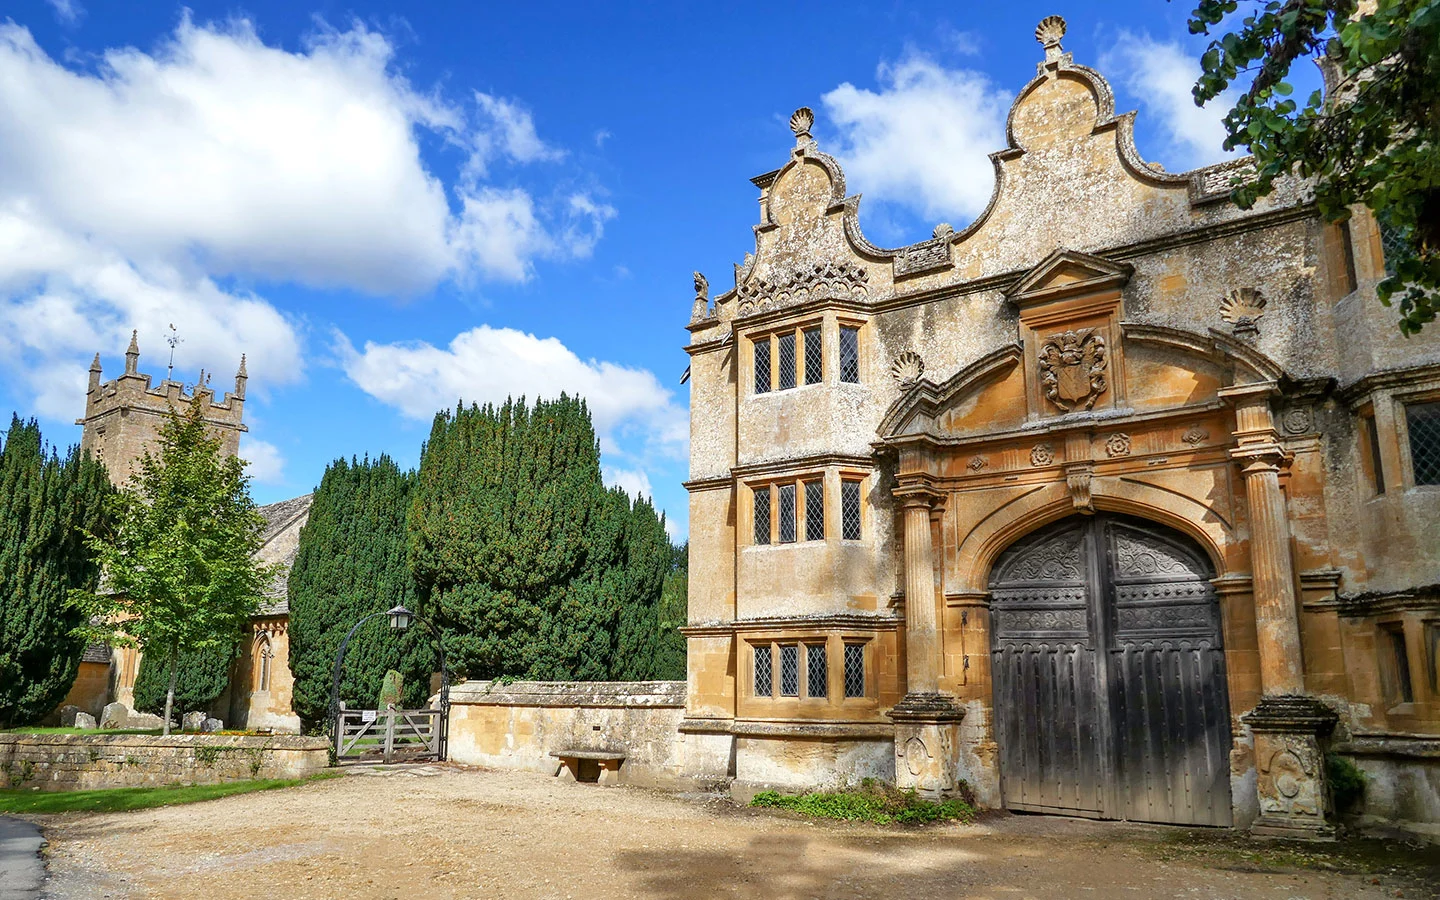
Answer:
(100, 701, 130, 729)
(183, 711, 206, 732)
(73, 712, 97, 730)
(59, 705, 83, 727)
(203, 718, 224, 733)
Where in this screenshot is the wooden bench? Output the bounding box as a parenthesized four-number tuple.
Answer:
(550, 749, 626, 785)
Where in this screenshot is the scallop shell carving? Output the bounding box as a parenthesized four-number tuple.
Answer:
(789, 107, 815, 138)
(1035, 15, 1067, 48)
(1220, 287, 1267, 336)
(890, 350, 925, 386)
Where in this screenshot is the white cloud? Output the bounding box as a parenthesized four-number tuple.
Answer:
(822, 53, 1011, 224)
(1101, 33, 1241, 171)
(239, 437, 286, 485)
(603, 466, 653, 500)
(46, 0, 83, 25)
(469, 92, 564, 175)
(334, 324, 688, 461)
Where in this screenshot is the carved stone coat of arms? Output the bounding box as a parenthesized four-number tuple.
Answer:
(1038, 328, 1108, 411)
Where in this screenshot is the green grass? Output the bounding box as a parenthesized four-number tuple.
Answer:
(0, 771, 340, 815)
(751, 779, 977, 826)
(1, 727, 161, 736)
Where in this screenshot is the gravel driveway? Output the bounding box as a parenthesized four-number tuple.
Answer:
(24, 765, 1438, 899)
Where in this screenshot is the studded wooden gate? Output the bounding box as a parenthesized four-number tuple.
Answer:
(988, 515, 1232, 826)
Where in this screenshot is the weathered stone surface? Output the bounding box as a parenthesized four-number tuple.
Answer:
(100, 701, 130, 729)
(203, 718, 224, 733)
(73, 712, 97, 730)
(183, 711, 206, 732)
(58, 705, 83, 727)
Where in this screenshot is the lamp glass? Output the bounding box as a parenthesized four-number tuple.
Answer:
(387, 605, 414, 632)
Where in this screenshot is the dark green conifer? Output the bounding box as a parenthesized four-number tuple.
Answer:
(132, 643, 236, 718)
(0, 415, 112, 728)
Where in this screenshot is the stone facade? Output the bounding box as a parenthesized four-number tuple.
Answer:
(682, 18, 1440, 836)
(0, 732, 329, 791)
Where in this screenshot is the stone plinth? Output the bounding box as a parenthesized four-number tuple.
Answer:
(888, 692, 965, 799)
(1243, 695, 1339, 840)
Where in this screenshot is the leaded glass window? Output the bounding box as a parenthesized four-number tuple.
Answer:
(841, 480, 862, 540)
(1380, 219, 1409, 278)
(803, 327, 822, 384)
(804, 479, 824, 541)
(778, 483, 796, 543)
(753, 644, 772, 697)
(753, 338, 771, 394)
(843, 643, 865, 698)
(806, 643, 828, 699)
(1407, 401, 1440, 485)
(777, 332, 796, 391)
(753, 486, 771, 545)
(779, 644, 799, 696)
(839, 325, 860, 383)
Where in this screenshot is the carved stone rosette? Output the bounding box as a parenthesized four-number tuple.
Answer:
(1038, 328, 1108, 411)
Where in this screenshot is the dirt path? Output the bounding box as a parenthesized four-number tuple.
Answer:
(24, 766, 1437, 899)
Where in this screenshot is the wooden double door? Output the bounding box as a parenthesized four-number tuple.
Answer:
(988, 514, 1233, 826)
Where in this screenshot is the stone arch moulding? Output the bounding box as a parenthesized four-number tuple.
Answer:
(876, 344, 1023, 439)
(946, 475, 1236, 601)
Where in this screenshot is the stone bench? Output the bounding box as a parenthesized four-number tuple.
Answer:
(549, 749, 626, 785)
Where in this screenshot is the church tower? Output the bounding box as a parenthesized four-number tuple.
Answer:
(77, 331, 248, 488)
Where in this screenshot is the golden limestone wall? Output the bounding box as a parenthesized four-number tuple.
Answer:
(683, 17, 1440, 834)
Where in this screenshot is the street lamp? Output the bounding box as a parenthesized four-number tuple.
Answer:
(328, 605, 450, 761)
(386, 604, 414, 632)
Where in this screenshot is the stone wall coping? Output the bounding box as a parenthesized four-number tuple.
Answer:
(1334, 733, 1440, 760)
(448, 680, 686, 709)
(0, 732, 328, 750)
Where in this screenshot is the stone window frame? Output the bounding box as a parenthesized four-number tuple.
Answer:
(1376, 617, 1415, 714)
(837, 319, 863, 384)
(254, 632, 274, 693)
(1356, 404, 1386, 497)
(1391, 384, 1440, 491)
(742, 467, 869, 548)
(743, 632, 878, 710)
(745, 316, 825, 397)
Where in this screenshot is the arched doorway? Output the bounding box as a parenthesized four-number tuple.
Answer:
(988, 514, 1232, 826)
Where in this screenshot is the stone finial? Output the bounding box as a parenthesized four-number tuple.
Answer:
(234, 355, 248, 400)
(89, 352, 102, 372)
(932, 223, 954, 240)
(691, 272, 710, 322)
(789, 107, 815, 145)
(124, 329, 139, 375)
(1035, 15, 1066, 50)
(88, 353, 102, 390)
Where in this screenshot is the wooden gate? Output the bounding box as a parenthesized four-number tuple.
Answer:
(988, 515, 1232, 826)
(335, 707, 447, 763)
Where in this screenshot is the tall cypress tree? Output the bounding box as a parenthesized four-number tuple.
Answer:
(287, 456, 432, 726)
(132, 643, 237, 718)
(653, 542, 689, 681)
(0, 415, 111, 728)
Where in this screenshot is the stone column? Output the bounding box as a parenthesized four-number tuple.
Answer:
(889, 484, 963, 798)
(1223, 384, 1337, 839)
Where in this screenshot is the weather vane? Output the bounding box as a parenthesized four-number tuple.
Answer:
(165, 323, 182, 382)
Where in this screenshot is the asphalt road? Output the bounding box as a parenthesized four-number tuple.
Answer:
(0, 816, 45, 900)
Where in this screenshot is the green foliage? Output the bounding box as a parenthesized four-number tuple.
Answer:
(1326, 752, 1367, 811)
(652, 543, 689, 681)
(287, 455, 434, 726)
(750, 779, 977, 825)
(0, 772, 341, 815)
(0, 415, 112, 728)
(408, 396, 676, 681)
(132, 641, 238, 718)
(378, 670, 404, 708)
(70, 396, 275, 734)
(1189, 0, 1440, 333)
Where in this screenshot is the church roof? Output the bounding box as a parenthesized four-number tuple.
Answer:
(253, 493, 313, 616)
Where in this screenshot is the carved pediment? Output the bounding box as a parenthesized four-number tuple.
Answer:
(1006, 249, 1133, 311)
(735, 261, 869, 318)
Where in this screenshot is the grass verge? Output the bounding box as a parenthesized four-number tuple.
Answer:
(0, 771, 340, 815)
(751, 778, 976, 825)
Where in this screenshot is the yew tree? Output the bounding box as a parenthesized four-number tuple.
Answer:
(1189, 0, 1440, 332)
(72, 396, 274, 734)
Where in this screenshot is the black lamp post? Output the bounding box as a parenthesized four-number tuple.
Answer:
(328, 604, 450, 761)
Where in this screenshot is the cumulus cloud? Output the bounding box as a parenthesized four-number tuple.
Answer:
(468, 92, 565, 175)
(603, 466, 653, 500)
(239, 437, 286, 485)
(46, 0, 83, 25)
(1101, 33, 1241, 171)
(333, 324, 688, 461)
(821, 53, 1011, 225)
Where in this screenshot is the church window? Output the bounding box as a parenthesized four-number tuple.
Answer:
(779, 644, 799, 696)
(777, 333, 797, 390)
(256, 634, 273, 692)
(806, 643, 828, 699)
(1405, 400, 1440, 485)
(753, 338, 771, 394)
(839, 326, 860, 383)
(1379, 624, 1413, 707)
(753, 644, 773, 697)
(803, 327, 823, 384)
(753, 486, 771, 545)
(841, 479, 862, 540)
(1360, 412, 1385, 495)
(777, 483, 797, 543)
(804, 479, 824, 541)
(843, 643, 866, 698)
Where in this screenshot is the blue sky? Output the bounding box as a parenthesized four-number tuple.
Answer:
(0, 1, 1255, 540)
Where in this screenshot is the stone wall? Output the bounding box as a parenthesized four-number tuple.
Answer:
(1335, 736, 1440, 840)
(0, 733, 329, 791)
(447, 681, 728, 790)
